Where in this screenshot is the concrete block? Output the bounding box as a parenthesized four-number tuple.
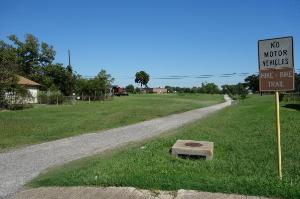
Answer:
(171, 140, 214, 160)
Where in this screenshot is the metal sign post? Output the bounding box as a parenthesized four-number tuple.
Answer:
(275, 91, 282, 179)
(258, 36, 294, 180)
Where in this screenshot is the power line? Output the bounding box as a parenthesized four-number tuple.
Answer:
(82, 69, 300, 80)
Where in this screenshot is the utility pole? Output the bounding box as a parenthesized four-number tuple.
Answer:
(67, 49, 74, 99)
(68, 49, 71, 68)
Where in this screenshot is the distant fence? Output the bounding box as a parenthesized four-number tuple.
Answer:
(78, 95, 113, 101)
(38, 96, 74, 105)
(282, 93, 300, 103)
(37, 95, 114, 105)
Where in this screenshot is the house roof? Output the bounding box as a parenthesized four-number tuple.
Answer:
(17, 75, 40, 86)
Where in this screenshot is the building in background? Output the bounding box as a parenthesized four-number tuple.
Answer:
(112, 85, 128, 96)
(17, 76, 40, 103)
(147, 87, 168, 94)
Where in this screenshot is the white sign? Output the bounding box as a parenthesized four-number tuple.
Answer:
(258, 37, 294, 69)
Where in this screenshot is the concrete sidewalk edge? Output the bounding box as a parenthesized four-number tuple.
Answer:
(10, 186, 276, 199)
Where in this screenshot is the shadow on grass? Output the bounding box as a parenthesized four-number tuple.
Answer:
(177, 154, 207, 160)
(282, 103, 300, 111)
(169, 148, 207, 160)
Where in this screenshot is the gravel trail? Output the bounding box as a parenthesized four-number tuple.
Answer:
(0, 95, 232, 198)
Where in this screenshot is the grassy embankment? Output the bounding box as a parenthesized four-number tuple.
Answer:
(0, 94, 223, 150)
(30, 95, 300, 199)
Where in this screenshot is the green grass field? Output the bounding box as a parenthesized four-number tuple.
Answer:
(0, 94, 223, 150)
(29, 95, 300, 199)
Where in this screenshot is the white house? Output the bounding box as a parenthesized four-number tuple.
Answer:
(16, 76, 40, 103)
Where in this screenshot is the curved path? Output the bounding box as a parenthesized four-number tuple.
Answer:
(0, 96, 232, 198)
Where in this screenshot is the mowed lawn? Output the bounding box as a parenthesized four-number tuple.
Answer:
(29, 95, 300, 199)
(0, 94, 223, 150)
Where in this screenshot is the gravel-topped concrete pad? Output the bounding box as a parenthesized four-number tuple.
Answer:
(11, 187, 274, 199)
(0, 95, 232, 199)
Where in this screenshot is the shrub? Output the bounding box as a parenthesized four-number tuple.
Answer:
(222, 83, 248, 100)
(4, 87, 34, 110)
(7, 103, 33, 110)
(125, 84, 135, 93)
(279, 93, 284, 102)
(38, 90, 65, 104)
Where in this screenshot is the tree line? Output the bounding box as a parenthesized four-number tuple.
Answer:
(2, 33, 299, 108)
(0, 34, 114, 108)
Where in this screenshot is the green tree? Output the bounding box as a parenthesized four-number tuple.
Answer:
(235, 83, 248, 100)
(135, 87, 141, 93)
(200, 82, 220, 94)
(94, 70, 114, 95)
(183, 87, 191, 93)
(0, 40, 32, 109)
(74, 75, 87, 96)
(1, 34, 116, 104)
(222, 84, 234, 95)
(8, 34, 40, 77)
(125, 84, 135, 93)
(222, 83, 248, 100)
(165, 86, 173, 93)
(43, 63, 66, 92)
(73, 71, 114, 100)
(244, 74, 259, 93)
(0, 40, 19, 108)
(82, 79, 95, 97)
(0, 41, 31, 109)
(4, 34, 75, 95)
(40, 42, 55, 66)
(135, 71, 150, 89)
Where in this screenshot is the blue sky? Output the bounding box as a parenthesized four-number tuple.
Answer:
(1, 0, 299, 87)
